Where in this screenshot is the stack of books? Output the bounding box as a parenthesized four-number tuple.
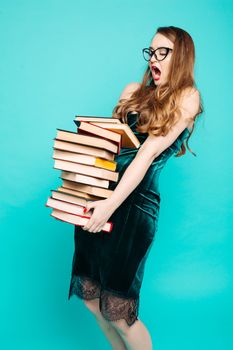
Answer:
(45, 115, 140, 233)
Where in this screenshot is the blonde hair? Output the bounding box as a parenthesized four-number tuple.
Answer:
(112, 26, 203, 157)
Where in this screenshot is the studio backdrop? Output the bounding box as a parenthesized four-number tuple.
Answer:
(1, 1, 232, 349)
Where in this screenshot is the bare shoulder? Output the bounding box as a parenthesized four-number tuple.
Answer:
(179, 87, 200, 110)
(179, 87, 200, 127)
(119, 82, 141, 100)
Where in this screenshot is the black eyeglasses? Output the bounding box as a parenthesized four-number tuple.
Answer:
(142, 47, 173, 62)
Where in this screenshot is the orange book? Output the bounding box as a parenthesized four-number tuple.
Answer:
(53, 159, 119, 182)
(52, 148, 117, 171)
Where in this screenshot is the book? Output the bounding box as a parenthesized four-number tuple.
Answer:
(74, 116, 140, 149)
(87, 122, 141, 149)
(52, 148, 117, 171)
(53, 159, 119, 182)
(60, 170, 110, 188)
(47, 116, 125, 232)
(50, 208, 113, 233)
(50, 118, 138, 228)
(75, 128, 122, 154)
(55, 129, 119, 154)
(51, 189, 96, 206)
(74, 115, 122, 124)
(75, 120, 121, 143)
(56, 186, 102, 200)
(46, 197, 114, 233)
(61, 179, 114, 198)
(46, 197, 86, 216)
(53, 139, 115, 161)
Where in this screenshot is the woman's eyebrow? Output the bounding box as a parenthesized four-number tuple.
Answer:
(149, 46, 164, 50)
(149, 46, 162, 50)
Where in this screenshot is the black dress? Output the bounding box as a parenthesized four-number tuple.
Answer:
(68, 112, 190, 326)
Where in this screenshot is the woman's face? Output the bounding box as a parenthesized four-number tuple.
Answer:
(149, 33, 174, 86)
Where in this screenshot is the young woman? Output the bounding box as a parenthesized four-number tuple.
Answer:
(68, 26, 203, 350)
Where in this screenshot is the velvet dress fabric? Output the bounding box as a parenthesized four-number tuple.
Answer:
(68, 112, 190, 326)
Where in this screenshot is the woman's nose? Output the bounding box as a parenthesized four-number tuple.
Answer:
(150, 53, 158, 63)
(150, 56, 158, 64)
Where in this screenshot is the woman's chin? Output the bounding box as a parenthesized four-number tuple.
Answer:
(151, 73, 164, 86)
(153, 79, 161, 86)
(153, 76, 167, 87)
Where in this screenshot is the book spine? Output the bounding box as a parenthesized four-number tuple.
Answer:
(117, 135, 122, 154)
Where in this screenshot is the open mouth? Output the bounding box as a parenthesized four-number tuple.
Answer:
(151, 66, 161, 81)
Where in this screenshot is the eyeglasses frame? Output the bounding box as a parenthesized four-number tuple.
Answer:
(142, 46, 173, 62)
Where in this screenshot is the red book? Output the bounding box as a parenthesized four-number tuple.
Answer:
(49, 208, 113, 233)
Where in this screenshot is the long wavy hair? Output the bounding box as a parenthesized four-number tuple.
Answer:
(112, 26, 203, 157)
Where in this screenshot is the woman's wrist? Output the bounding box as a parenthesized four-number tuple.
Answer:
(106, 196, 121, 212)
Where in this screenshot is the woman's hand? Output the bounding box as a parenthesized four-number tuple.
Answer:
(82, 198, 116, 233)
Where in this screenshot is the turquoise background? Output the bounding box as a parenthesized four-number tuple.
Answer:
(1, 0, 232, 349)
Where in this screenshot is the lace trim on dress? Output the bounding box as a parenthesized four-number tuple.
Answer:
(68, 274, 139, 327)
(100, 289, 139, 327)
(69, 274, 101, 300)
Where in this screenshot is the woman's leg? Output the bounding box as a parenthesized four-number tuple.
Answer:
(84, 298, 127, 350)
(109, 317, 153, 350)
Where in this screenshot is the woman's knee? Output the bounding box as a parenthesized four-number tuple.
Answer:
(83, 298, 100, 315)
(108, 319, 131, 337)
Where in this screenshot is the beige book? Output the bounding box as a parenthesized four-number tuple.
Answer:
(51, 190, 95, 206)
(75, 120, 121, 143)
(46, 197, 86, 216)
(60, 170, 109, 188)
(90, 122, 141, 149)
(74, 115, 122, 123)
(57, 186, 102, 200)
(62, 179, 114, 198)
(56, 129, 118, 154)
(53, 139, 115, 161)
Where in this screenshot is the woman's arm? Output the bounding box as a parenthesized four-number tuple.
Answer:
(82, 86, 199, 232)
(108, 88, 200, 211)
